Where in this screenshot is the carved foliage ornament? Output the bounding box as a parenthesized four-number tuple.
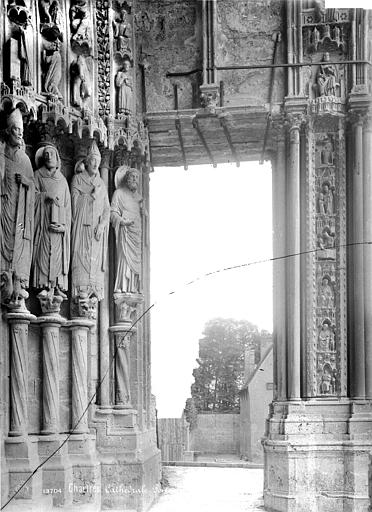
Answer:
(96, 0, 111, 117)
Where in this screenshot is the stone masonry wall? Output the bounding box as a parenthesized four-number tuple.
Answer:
(190, 413, 240, 454)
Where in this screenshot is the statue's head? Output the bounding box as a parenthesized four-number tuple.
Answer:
(35, 143, 60, 175)
(124, 168, 139, 192)
(123, 58, 131, 72)
(84, 140, 101, 176)
(6, 109, 23, 148)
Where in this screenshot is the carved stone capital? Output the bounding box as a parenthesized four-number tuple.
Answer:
(71, 293, 98, 320)
(113, 292, 143, 325)
(37, 289, 66, 316)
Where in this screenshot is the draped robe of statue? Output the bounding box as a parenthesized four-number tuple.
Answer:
(71, 169, 109, 300)
(1, 143, 34, 287)
(115, 69, 133, 114)
(111, 186, 142, 293)
(33, 166, 71, 291)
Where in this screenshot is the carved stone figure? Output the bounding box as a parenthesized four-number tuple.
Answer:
(111, 166, 142, 294)
(71, 55, 91, 107)
(115, 58, 133, 115)
(317, 53, 339, 96)
(32, 143, 71, 298)
(70, 0, 90, 47)
(318, 319, 335, 351)
(321, 142, 334, 165)
(40, 0, 62, 27)
(0, 109, 35, 309)
(319, 276, 334, 308)
(318, 182, 334, 214)
(71, 141, 110, 303)
(113, 9, 132, 56)
(43, 39, 63, 99)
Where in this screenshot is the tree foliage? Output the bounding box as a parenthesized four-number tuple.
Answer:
(186, 318, 270, 413)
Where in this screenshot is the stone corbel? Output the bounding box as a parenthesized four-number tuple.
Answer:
(199, 83, 220, 113)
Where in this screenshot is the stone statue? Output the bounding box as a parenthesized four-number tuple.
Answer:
(71, 141, 110, 303)
(43, 39, 63, 99)
(115, 58, 133, 115)
(321, 142, 334, 165)
(40, 0, 62, 27)
(70, 0, 90, 47)
(111, 166, 142, 294)
(318, 320, 335, 351)
(317, 53, 339, 97)
(113, 9, 132, 56)
(318, 182, 334, 215)
(71, 55, 91, 107)
(0, 109, 35, 309)
(32, 143, 71, 298)
(319, 276, 334, 308)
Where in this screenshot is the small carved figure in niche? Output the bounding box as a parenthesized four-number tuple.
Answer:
(70, 0, 90, 47)
(311, 26, 320, 50)
(32, 143, 71, 298)
(318, 181, 334, 215)
(317, 227, 336, 260)
(71, 55, 91, 107)
(317, 52, 339, 97)
(71, 141, 110, 302)
(111, 166, 142, 294)
(113, 9, 132, 56)
(115, 58, 133, 116)
(43, 38, 63, 99)
(321, 141, 334, 165)
(320, 365, 333, 394)
(319, 276, 334, 308)
(318, 319, 335, 351)
(0, 109, 35, 309)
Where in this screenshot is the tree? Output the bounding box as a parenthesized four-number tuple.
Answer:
(186, 318, 270, 413)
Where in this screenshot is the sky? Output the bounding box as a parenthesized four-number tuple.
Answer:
(150, 162, 273, 417)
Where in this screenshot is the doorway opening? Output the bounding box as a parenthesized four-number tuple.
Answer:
(150, 161, 273, 464)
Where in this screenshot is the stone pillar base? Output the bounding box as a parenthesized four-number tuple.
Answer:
(262, 401, 372, 512)
(92, 410, 161, 511)
(4, 436, 45, 502)
(68, 434, 101, 508)
(37, 435, 73, 507)
(100, 447, 161, 511)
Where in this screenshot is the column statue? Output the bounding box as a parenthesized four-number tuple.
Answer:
(317, 52, 339, 97)
(111, 166, 142, 294)
(71, 141, 110, 312)
(0, 109, 35, 310)
(115, 58, 133, 115)
(32, 143, 71, 311)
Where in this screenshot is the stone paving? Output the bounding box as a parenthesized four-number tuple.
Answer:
(150, 466, 265, 512)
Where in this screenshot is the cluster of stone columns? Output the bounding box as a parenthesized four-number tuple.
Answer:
(350, 109, 372, 400)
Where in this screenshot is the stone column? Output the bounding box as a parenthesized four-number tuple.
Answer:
(113, 329, 133, 409)
(36, 307, 72, 508)
(38, 316, 64, 435)
(351, 116, 365, 399)
(69, 319, 94, 434)
(272, 133, 287, 401)
(7, 311, 35, 436)
(363, 114, 372, 399)
(98, 151, 111, 409)
(286, 119, 301, 400)
(5, 311, 47, 504)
